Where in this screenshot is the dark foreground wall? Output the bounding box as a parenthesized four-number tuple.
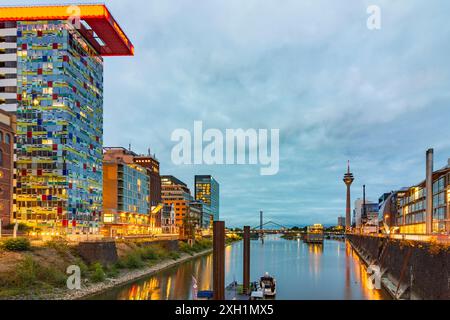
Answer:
(347, 235, 450, 300)
(77, 241, 119, 266)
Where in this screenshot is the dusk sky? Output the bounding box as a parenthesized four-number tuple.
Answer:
(5, 0, 450, 227)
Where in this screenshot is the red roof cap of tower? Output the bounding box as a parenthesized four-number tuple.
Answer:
(0, 4, 134, 56)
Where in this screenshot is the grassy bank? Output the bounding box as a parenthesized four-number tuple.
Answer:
(0, 237, 222, 300)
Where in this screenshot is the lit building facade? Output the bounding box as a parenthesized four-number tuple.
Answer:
(195, 175, 219, 221)
(0, 110, 15, 227)
(133, 151, 162, 231)
(133, 151, 161, 207)
(190, 200, 212, 230)
(0, 5, 134, 235)
(103, 148, 150, 236)
(395, 163, 450, 235)
(337, 216, 345, 228)
(161, 203, 177, 234)
(354, 199, 379, 233)
(161, 175, 192, 235)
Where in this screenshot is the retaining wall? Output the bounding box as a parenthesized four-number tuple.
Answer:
(77, 241, 119, 266)
(347, 235, 450, 300)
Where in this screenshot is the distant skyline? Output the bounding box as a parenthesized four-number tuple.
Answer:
(5, 0, 450, 227)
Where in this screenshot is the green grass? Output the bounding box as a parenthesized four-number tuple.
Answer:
(4, 255, 67, 291)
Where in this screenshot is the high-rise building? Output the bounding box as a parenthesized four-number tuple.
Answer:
(0, 5, 133, 234)
(337, 216, 345, 228)
(195, 175, 219, 221)
(133, 150, 161, 207)
(0, 110, 15, 227)
(0, 21, 18, 112)
(103, 148, 150, 237)
(161, 175, 192, 234)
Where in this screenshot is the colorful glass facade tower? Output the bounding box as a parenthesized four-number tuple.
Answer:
(0, 5, 133, 235)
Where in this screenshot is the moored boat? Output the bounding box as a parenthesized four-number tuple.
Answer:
(305, 224, 324, 243)
(260, 272, 276, 297)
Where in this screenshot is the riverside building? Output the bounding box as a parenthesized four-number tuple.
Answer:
(161, 175, 193, 236)
(102, 148, 150, 237)
(395, 152, 450, 235)
(194, 175, 219, 221)
(0, 5, 133, 235)
(0, 110, 15, 227)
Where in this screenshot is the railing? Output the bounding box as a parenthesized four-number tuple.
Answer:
(348, 232, 450, 244)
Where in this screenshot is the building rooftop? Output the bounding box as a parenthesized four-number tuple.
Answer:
(161, 175, 188, 187)
(0, 4, 134, 56)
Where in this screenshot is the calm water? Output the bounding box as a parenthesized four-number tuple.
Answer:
(90, 235, 389, 300)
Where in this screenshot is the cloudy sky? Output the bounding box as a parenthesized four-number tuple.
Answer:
(5, 0, 450, 227)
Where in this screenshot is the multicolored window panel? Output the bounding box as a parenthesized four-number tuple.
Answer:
(15, 20, 103, 234)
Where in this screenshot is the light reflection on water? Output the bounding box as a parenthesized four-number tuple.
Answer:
(90, 235, 389, 300)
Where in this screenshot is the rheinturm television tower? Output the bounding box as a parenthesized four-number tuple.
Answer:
(343, 161, 355, 232)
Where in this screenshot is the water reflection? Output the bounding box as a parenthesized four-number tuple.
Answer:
(90, 236, 389, 300)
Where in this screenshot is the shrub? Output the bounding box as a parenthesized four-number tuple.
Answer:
(2, 238, 31, 252)
(106, 265, 120, 278)
(114, 259, 126, 270)
(45, 239, 70, 255)
(74, 258, 89, 276)
(90, 263, 106, 283)
(13, 255, 66, 288)
(124, 253, 144, 269)
(168, 251, 180, 260)
(139, 246, 159, 261)
(15, 256, 38, 287)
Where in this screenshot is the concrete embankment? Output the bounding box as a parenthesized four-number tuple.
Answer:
(347, 235, 450, 300)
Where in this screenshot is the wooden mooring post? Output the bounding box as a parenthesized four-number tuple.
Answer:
(213, 221, 225, 300)
(243, 226, 251, 295)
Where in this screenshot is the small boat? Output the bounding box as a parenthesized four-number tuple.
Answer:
(197, 290, 214, 300)
(260, 272, 276, 297)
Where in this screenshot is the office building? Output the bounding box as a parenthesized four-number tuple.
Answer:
(0, 110, 15, 227)
(161, 175, 193, 234)
(354, 198, 379, 233)
(103, 147, 150, 236)
(161, 203, 177, 235)
(395, 151, 449, 234)
(337, 216, 345, 228)
(133, 150, 161, 207)
(195, 175, 219, 221)
(0, 5, 133, 234)
(190, 200, 213, 230)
